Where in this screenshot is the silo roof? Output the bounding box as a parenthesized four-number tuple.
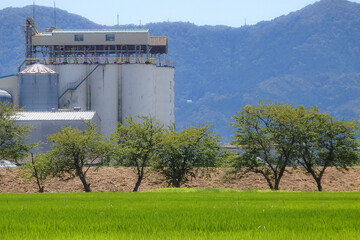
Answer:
(14, 111, 98, 121)
(20, 63, 57, 74)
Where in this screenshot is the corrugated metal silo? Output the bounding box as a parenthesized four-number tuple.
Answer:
(19, 64, 59, 111)
(0, 89, 12, 105)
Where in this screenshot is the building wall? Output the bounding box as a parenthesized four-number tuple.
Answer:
(50, 64, 89, 111)
(0, 75, 18, 105)
(16, 117, 100, 153)
(32, 31, 150, 46)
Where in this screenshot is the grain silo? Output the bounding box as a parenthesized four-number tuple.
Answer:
(18, 64, 59, 111)
(0, 17, 176, 152)
(20, 19, 175, 136)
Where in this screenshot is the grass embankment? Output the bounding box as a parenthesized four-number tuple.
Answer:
(0, 189, 359, 239)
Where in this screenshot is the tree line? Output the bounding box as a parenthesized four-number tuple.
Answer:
(1, 101, 359, 192)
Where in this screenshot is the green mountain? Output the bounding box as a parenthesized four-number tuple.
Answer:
(1, 0, 360, 140)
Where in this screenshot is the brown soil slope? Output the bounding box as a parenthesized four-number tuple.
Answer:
(0, 167, 360, 193)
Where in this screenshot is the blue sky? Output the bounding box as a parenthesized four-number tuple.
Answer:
(1, 0, 360, 27)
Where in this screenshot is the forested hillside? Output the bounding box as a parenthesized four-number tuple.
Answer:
(1, 0, 360, 140)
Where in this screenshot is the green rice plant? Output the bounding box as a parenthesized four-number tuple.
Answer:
(0, 190, 359, 239)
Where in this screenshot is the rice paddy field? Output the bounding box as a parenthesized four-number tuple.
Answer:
(0, 189, 359, 240)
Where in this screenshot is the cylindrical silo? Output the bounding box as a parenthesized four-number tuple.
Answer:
(0, 89, 13, 105)
(19, 63, 59, 111)
(154, 67, 175, 126)
(121, 64, 156, 122)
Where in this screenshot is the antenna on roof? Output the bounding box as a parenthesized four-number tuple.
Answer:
(33, 0, 35, 21)
(54, 1, 57, 27)
(244, 18, 247, 26)
(139, 20, 141, 28)
(117, 13, 119, 27)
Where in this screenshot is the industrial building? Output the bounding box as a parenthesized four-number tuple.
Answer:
(0, 17, 175, 151)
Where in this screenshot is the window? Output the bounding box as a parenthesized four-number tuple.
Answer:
(74, 34, 84, 41)
(106, 34, 115, 41)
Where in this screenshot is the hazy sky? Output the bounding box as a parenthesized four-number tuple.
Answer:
(1, 0, 360, 27)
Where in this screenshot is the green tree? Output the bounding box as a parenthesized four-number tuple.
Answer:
(232, 102, 360, 191)
(231, 102, 304, 190)
(111, 116, 164, 192)
(295, 109, 359, 191)
(0, 102, 33, 162)
(44, 122, 110, 192)
(21, 153, 51, 192)
(154, 125, 221, 188)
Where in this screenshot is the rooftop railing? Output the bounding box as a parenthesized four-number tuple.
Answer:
(24, 56, 174, 68)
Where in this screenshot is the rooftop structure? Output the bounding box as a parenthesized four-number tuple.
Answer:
(33, 29, 151, 46)
(24, 18, 169, 66)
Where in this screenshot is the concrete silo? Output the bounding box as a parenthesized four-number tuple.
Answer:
(121, 64, 175, 126)
(50, 63, 174, 135)
(20, 21, 174, 136)
(18, 64, 59, 111)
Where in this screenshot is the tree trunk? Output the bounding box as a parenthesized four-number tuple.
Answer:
(315, 178, 323, 191)
(274, 173, 284, 190)
(75, 165, 91, 192)
(263, 175, 274, 190)
(79, 175, 91, 192)
(133, 174, 143, 192)
(171, 178, 181, 188)
(170, 170, 183, 188)
(274, 162, 288, 191)
(306, 166, 324, 192)
(36, 182, 44, 193)
(33, 167, 44, 193)
(274, 179, 280, 191)
(31, 153, 44, 193)
(77, 171, 91, 192)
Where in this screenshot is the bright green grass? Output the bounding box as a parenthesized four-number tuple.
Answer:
(0, 189, 360, 240)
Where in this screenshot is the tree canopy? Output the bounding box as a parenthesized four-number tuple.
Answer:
(0, 102, 33, 162)
(21, 153, 51, 192)
(294, 108, 359, 191)
(231, 102, 359, 191)
(111, 116, 164, 192)
(154, 125, 221, 188)
(44, 122, 110, 192)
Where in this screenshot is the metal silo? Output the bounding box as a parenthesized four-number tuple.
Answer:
(19, 64, 59, 111)
(0, 89, 12, 105)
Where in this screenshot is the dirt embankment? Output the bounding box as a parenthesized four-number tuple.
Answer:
(0, 167, 360, 193)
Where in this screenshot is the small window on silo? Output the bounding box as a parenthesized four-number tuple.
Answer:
(106, 34, 115, 41)
(74, 34, 84, 41)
